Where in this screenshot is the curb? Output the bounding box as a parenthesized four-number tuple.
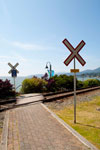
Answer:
(41, 103, 98, 150)
(0, 111, 9, 150)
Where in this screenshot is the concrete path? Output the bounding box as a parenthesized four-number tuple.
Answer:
(6, 94, 91, 150)
(16, 93, 44, 105)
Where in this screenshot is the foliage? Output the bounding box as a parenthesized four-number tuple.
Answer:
(76, 80, 84, 89)
(21, 77, 47, 93)
(46, 78, 56, 92)
(20, 75, 100, 94)
(46, 76, 100, 92)
(51, 74, 74, 91)
(0, 79, 15, 98)
(44, 74, 74, 92)
(83, 79, 100, 88)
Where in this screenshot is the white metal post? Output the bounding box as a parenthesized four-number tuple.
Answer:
(74, 58, 76, 123)
(50, 64, 52, 78)
(13, 77, 16, 92)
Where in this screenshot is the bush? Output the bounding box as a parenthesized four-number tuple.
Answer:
(76, 80, 84, 89)
(46, 78, 56, 92)
(83, 79, 100, 88)
(44, 75, 74, 92)
(21, 77, 47, 93)
(46, 76, 100, 92)
(52, 74, 74, 91)
(20, 75, 100, 94)
(0, 79, 15, 98)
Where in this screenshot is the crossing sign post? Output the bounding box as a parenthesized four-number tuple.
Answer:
(62, 39, 86, 123)
(8, 63, 19, 92)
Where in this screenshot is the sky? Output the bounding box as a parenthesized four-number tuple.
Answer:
(0, 0, 100, 76)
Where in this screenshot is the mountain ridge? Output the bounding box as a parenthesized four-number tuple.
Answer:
(0, 67, 100, 78)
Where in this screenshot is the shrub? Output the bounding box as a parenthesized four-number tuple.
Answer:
(44, 75, 74, 92)
(21, 77, 47, 93)
(52, 74, 74, 91)
(46, 78, 56, 92)
(0, 79, 15, 98)
(45, 76, 100, 92)
(21, 75, 100, 94)
(88, 79, 100, 87)
(76, 80, 84, 89)
(83, 79, 100, 88)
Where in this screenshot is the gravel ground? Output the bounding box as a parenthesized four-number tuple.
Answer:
(45, 89, 100, 110)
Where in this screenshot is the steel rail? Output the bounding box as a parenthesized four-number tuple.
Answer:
(43, 86, 100, 102)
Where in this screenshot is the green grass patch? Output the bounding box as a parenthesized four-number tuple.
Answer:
(49, 96, 100, 149)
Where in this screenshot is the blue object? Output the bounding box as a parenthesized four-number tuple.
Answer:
(51, 70, 54, 77)
(12, 69, 17, 77)
(48, 70, 54, 77)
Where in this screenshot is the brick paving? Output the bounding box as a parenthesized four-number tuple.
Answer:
(7, 102, 90, 150)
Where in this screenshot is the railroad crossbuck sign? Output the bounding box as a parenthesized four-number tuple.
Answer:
(62, 39, 86, 66)
(62, 38, 86, 124)
(8, 63, 19, 77)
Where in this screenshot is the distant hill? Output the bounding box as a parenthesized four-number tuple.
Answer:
(77, 67, 100, 75)
(27, 74, 43, 78)
(57, 67, 100, 76)
(93, 67, 100, 73)
(1, 67, 100, 80)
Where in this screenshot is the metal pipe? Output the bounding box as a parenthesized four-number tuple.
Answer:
(74, 58, 76, 123)
(14, 77, 16, 93)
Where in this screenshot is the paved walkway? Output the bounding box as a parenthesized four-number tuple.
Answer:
(7, 94, 90, 150)
(16, 93, 44, 105)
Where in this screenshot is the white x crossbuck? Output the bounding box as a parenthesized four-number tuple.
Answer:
(8, 63, 19, 74)
(62, 39, 86, 66)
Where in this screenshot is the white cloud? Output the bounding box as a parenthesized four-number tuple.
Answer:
(0, 37, 57, 51)
(12, 41, 43, 50)
(12, 53, 28, 63)
(0, 56, 11, 64)
(0, 56, 11, 59)
(11, 41, 56, 51)
(0, 54, 28, 64)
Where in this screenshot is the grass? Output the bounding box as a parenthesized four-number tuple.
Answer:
(49, 96, 100, 149)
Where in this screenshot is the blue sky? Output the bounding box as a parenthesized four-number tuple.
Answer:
(0, 0, 100, 76)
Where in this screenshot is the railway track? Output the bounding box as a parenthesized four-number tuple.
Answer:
(43, 86, 100, 102)
(1, 86, 100, 112)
